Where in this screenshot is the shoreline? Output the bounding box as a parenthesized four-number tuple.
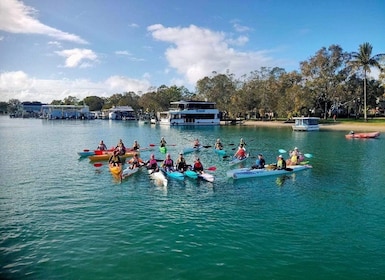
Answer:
(239, 120, 385, 132)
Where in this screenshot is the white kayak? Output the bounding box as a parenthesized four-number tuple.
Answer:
(185, 170, 215, 182)
(122, 166, 139, 178)
(182, 145, 202, 154)
(230, 164, 312, 179)
(228, 153, 250, 166)
(148, 169, 168, 187)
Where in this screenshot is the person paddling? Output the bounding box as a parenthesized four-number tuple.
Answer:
(96, 140, 107, 151)
(109, 150, 122, 167)
(162, 153, 175, 172)
(276, 155, 286, 170)
(234, 144, 246, 160)
(251, 154, 266, 169)
(192, 157, 204, 174)
(215, 138, 223, 150)
(127, 153, 144, 169)
(176, 152, 188, 172)
(146, 154, 159, 173)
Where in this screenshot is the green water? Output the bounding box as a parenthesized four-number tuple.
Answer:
(1, 117, 385, 280)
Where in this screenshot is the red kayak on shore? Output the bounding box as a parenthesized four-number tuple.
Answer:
(345, 131, 380, 139)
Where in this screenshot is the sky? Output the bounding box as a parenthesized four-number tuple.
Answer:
(0, 0, 384, 104)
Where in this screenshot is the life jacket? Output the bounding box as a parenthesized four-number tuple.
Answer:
(148, 159, 157, 169)
(164, 159, 173, 167)
(194, 161, 203, 171)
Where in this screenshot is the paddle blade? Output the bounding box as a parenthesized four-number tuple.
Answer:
(304, 153, 313, 158)
(94, 162, 103, 168)
(149, 144, 156, 147)
(83, 149, 90, 152)
(278, 149, 287, 153)
(203, 145, 212, 148)
(206, 166, 216, 171)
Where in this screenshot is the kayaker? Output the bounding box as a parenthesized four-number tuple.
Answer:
(160, 137, 167, 147)
(192, 157, 204, 173)
(239, 138, 247, 147)
(96, 140, 107, 151)
(251, 154, 266, 169)
(162, 153, 175, 172)
(276, 155, 286, 170)
(288, 147, 302, 165)
(109, 150, 122, 167)
(176, 152, 188, 172)
(234, 144, 246, 160)
(115, 139, 126, 155)
(215, 138, 223, 150)
(132, 140, 140, 151)
(127, 153, 144, 169)
(146, 154, 159, 172)
(193, 139, 200, 148)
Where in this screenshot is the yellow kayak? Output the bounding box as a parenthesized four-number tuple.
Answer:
(109, 163, 122, 176)
(89, 151, 138, 161)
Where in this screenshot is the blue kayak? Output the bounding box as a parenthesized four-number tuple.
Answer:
(161, 169, 184, 179)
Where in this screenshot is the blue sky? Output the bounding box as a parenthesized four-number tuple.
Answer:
(0, 0, 384, 103)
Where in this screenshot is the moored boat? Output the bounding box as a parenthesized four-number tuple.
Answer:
(229, 164, 312, 179)
(158, 100, 220, 126)
(345, 131, 380, 139)
(292, 117, 320, 131)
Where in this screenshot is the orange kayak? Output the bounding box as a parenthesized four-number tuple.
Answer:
(89, 151, 138, 161)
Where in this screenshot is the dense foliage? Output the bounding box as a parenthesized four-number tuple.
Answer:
(4, 43, 385, 118)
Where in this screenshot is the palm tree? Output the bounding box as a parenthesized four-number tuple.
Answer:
(349, 42, 385, 121)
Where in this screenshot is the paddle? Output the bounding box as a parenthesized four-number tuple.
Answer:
(94, 162, 103, 168)
(206, 166, 216, 171)
(203, 145, 212, 148)
(84, 149, 90, 152)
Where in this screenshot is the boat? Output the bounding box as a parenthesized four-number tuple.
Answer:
(214, 148, 226, 156)
(122, 166, 139, 178)
(228, 153, 250, 166)
(148, 169, 168, 187)
(161, 168, 185, 180)
(159, 146, 167, 154)
(158, 100, 220, 126)
(77, 150, 95, 157)
(345, 131, 380, 139)
(108, 106, 136, 120)
(229, 164, 312, 179)
(292, 117, 320, 131)
(88, 151, 138, 161)
(109, 163, 122, 176)
(182, 145, 202, 154)
(185, 170, 215, 182)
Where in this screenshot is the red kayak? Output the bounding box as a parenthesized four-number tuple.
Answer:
(345, 131, 380, 139)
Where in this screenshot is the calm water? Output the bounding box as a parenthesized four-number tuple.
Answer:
(1, 116, 385, 280)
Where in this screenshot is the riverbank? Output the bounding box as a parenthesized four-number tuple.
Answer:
(241, 120, 385, 132)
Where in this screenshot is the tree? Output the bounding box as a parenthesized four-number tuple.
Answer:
(300, 45, 350, 119)
(349, 42, 385, 121)
(83, 96, 105, 111)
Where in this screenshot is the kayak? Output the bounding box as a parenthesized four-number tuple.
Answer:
(230, 164, 312, 179)
(78, 150, 95, 157)
(88, 151, 138, 161)
(185, 170, 215, 182)
(161, 168, 185, 180)
(148, 169, 168, 187)
(109, 163, 122, 176)
(182, 145, 202, 154)
(345, 131, 380, 139)
(122, 166, 139, 178)
(228, 153, 250, 166)
(159, 146, 167, 154)
(214, 149, 226, 156)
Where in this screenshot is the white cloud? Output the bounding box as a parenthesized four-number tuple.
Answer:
(55, 48, 98, 68)
(0, 0, 87, 44)
(147, 24, 279, 85)
(0, 71, 152, 103)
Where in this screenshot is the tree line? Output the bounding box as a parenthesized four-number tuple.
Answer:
(2, 43, 385, 121)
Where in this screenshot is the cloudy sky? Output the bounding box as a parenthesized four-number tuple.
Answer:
(0, 0, 384, 103)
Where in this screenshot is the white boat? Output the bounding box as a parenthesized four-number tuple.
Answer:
(292, 117, 320, 131)
(158, 100, 220, 126)
(108, 106, 136, 120)
(122, 166, 139, 178)
(228, 153, 250, 166)
(148, 169, 168, 187)
(230, 164, 312, 179)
